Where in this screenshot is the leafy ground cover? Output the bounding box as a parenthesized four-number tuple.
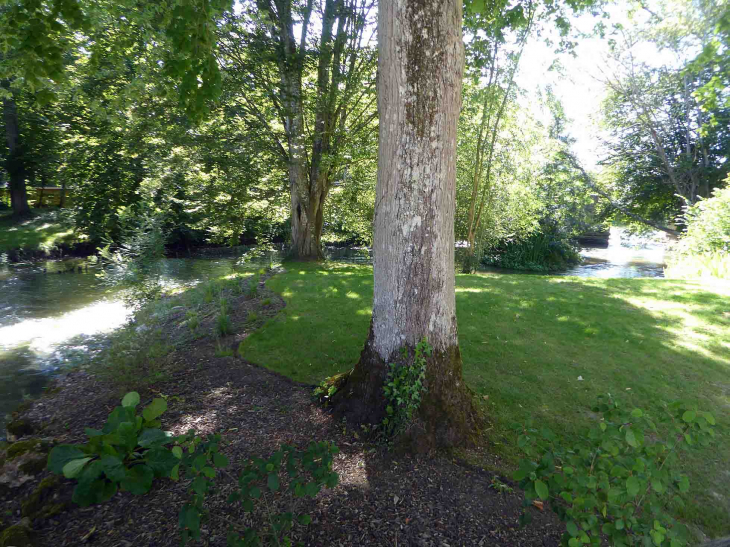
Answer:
(0, 210, 81, 254)
(241, 261, 730, 539)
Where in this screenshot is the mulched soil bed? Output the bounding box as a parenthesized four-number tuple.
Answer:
(2, 271, 563, 547)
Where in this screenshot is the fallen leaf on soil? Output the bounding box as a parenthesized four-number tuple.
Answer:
(532, 500, 544, 511)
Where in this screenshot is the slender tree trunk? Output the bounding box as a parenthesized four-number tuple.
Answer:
(59, 179, 67, 208)
(2, 84, 31, 218)
(333, 0, 478, 451)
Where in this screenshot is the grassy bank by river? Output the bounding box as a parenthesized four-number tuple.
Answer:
(241, 262, 730, 537)
(0, 210, 81, 255)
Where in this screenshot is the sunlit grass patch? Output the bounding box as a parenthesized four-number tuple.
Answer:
(243, 263, 730, 537)
(0, 210, 82, 253)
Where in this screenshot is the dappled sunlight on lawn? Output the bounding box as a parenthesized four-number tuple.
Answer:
(238, 263, 730, 534)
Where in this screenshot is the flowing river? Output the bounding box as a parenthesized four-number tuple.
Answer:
(0, 230, 666, 435)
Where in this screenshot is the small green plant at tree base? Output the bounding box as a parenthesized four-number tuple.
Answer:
(47, 392, 182, 505)
(381, 338, 430, 437)
(513, 395, 716, 547)
(247, 311, 259, 324)
(220, 297, 230, 315)
(262, 298, 272, 306)
(216, 313, 232, 337)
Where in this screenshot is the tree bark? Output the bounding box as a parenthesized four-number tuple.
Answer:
(258, 0, 368, 260)
(2, 83, 31, 218)
(333, 0, 478, 451)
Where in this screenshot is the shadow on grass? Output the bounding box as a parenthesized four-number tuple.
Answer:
(241, 263, 730, 537)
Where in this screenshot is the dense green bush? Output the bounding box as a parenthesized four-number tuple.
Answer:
(514, 395, 716, 547)
(482, 226, 581, 272)
(667, 182, 730, 279)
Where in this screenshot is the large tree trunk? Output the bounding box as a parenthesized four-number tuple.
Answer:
(333, 0, 478, 451)
(2, 86, 31, 218)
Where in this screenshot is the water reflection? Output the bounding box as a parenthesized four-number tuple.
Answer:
(561, 227, 667, 278)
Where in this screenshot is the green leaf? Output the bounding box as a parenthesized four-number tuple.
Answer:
(650, 529, 665, 546)
(678, 475, 690, 493)
(625, 428, 638, 448)
(120, 465, 154, 495)
(122, 392, 140, 408)
(569, 538, 581, 547)
(101, 455, 126, 482)
(202, 466, 216, 478)
(62, 457, 93, 479)
(703, 412, 716, 425)
(567, 521, 579, 537)
(534, 479, 549, 500)
(142, 398, 168, 422)
(146, 447, 179, 478)
(213, 453, 229, 468)
(171, 464, 180, 481)
(616, 519, 625, 530)
(626, 476, 640, 498)
(172, 446, 183, 459)
(630, 408, 643, 418)
(138, 428, 172, 448)
(651, 478, 664, 493)
(268, 473, 280, 492)
(297, 514, 312, 526)
(191, 476, 207, 496)
(48, 445, 87, 474)
(470, 0, 485, 14)
(682, 410, 696, 423)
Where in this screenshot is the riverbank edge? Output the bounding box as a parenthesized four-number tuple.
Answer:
(0, 265, 570, 547)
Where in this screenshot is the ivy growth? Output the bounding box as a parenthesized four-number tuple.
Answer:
(381, 338, 430, 436)
(513, 395, 716, 547)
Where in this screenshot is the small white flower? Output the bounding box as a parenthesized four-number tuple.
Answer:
(577, 376, 584, 381)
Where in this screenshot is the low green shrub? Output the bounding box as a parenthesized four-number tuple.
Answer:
(47, 392, 180, 506)
(47, 392, 340, 546)
(192, 441, 340, 546)
(483, 227, 581, 272)
(186, 310, 200, 332)
(667, 183, 730, 280)
(216, 313, 232, 337)
(513, 395, 716, 547)
(248, 276, 259, 299)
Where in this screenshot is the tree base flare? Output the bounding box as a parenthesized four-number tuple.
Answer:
(330, 324, 482, 452)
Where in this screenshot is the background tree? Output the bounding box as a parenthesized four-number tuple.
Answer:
(597, 4, 730, 227)
(223, 0, 377, 259)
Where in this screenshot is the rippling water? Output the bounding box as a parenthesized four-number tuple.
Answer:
(562, 227, 667, 278)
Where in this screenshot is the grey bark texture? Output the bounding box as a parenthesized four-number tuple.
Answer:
(333, 0, 479, 450)
(370, 0, 463, 359)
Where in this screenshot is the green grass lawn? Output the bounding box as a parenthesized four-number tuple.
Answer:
(0, 209, 81, 253)
(241, 262, 730, 538)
